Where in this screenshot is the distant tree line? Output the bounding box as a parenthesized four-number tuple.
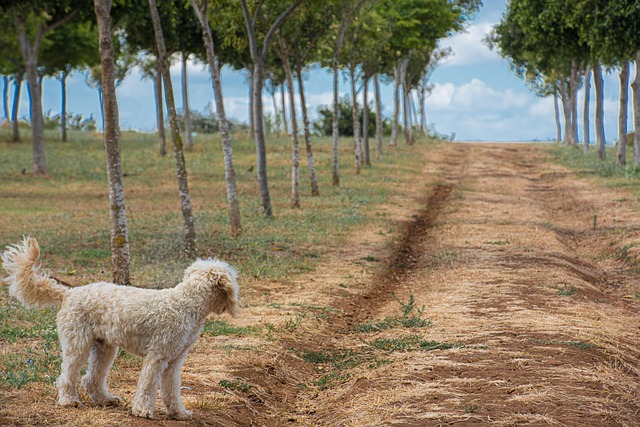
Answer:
(0, 0, 481, 284)
(489, 0, 640, 165)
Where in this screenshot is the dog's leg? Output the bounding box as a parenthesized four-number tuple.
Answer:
(56, 335, 91, 407)
(160, 349, 192, 420)
(131, 356, 168, 419)
(81, 340, 121, 406)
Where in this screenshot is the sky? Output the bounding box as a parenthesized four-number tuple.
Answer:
(6, 1, 633, 142)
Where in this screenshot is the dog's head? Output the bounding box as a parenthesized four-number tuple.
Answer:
(183, 258, 240, 317)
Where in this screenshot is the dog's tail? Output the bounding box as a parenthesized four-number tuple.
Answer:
(2, 237, 68, 308)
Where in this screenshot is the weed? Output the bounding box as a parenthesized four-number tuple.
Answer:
(202, 320, 257, 337)
(219, 379, 252, 393)
(486, 240, 510, 245)
(353, 294, 431, 333)
(369, 335, 463, 352)
(362, 255, 379, 262)
(464, 404, 479, 413)
(556, 284, 577, 296)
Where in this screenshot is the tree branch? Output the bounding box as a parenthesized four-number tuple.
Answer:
(261, 0, 303, 59)
(44, 9, 79, 34)
(238, 0, 259, 59)
(252, 0, 265, 30)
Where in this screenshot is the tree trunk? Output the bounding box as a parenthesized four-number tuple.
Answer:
(560, 81, 572, 145)
(633, 51, 640, 167)
(94, 0, 131, 285)
(154, 61, 167, 156)
(149, 0, 197, 256)
(391, 61, 401, 147)
(296, 66, 320, 196)
(190, 0, 241, 235)
(17, 28, 46, 175)
(362, 74, 370, 166)
(182, 52, 193, 152)
(280, 84, 288, 136)
(271, 86, 280, 136)
(582, 67, 591, 153)
(373, 73, 383, 160)
(618, 61, 629, 165)
(2, 76, 8, 123)
(11, 73, 22, 142)
(553, 88, 561, 143)
(248, 68, 254, 138)
(251, 60, 273, 217)
(593, 63, 606, 160)
(60, 71, 68, 142)
(331, 21, 347, 187)
(569, 61, 578, 145)
(349, 65, 362, 174)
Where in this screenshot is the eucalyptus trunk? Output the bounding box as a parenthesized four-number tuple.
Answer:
(593, 63, 606, 160)
(331, 22, 347, 187)
(349, 65, 362, 174)
(373, 73, 383, 160)
(250, 60, 273, 216)
(390, 62, 401, 147)
(182, 52, 193, 152)
(560, 82, 572, 145)
(149, 0, 197, 257)
(60, 71, 68, 142)
(582, 67, 591, 153)
(271, 87, 281, 136)
(553, 88, 561, 143)
(280, 84, 289, 135)
(362, 74, 371, 166)
(2, 76, 9, 123)
(17, 29, 46, 175)
(190, 0, 241, 235)
(618, 62, 629, 165)
(11, 73, 23, 142)
(296, 66, 320, 196)
(569, 61, 578, 145)
(94, 0, 131, 285)
(154, 61, 167, 156)
(633, 51, 640, 167)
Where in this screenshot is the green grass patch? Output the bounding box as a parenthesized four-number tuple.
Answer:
(219, 379, 252, 393)
(368, 335, 463, 352)
(353, 294, 431, 333)
(556, 284, 577, 296)
(202, 319, 258, 337)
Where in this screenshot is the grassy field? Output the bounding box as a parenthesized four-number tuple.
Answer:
(0, 126, 433, 390)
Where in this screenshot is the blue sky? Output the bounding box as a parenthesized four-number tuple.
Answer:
(7, 1, 633, 142)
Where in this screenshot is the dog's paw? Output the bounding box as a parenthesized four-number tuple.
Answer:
(168, 409, 193, 420)
(58, 396, 85, 408)
(131, 405, 154, 419)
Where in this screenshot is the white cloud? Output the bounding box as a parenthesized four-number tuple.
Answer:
(440, 21, 502, 67)
(427, 78, 528, 113)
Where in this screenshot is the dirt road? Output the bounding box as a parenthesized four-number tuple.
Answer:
(224, 142, 640, 426)
(4, 142, 640, 426)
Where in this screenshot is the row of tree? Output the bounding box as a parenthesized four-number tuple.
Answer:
(0, 0, 481, 284)
(489, 0, 640, 164)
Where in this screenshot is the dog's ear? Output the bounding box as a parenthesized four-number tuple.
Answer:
(216, 272, 240, 318)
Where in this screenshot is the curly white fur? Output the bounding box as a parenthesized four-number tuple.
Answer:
(2, 237, 240, 420)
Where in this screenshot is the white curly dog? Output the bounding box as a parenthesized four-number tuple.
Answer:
(2, 237, 240, 420)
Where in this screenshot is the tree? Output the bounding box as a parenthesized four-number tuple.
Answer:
(3, 1, 86, 175)
(238, 0, 302, 217)
(93, 0, 130, 285)
(149, 0, 197, 257)
(189, 0, 242, 236)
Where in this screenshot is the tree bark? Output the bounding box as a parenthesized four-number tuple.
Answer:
(149, 0, 197, 256)
(270, 86, 280, 136)
(154, 61, 167, 156)
(553, 88, 561, 143)
(274, 38, 300, 209)
(94, 0, 131, 285)
(17, 28, 47, 175)
(190, 0, 241, 236)
(349, 65, 362, 174)
(362, 74, 370, 166)
(181, 52, 193, 152)
(2, 76, 8, 123)
(280, 84, 289, 135)
(331, 19, 347, 187)
(373, 73, 383, 160)
(390, 61, 401, 146)
(296, 67, 320, 196)
(60, 71, 68, 142)
(582, 67, 591, 153)
(633, 51, 640, 167)
(11, 73, 22, 142)
(593, 63, 606, 160)
(569, 60, 578, 145)
(617, 61, 629, 165)
(400, 58, 413, 145)
(559, 81, 572, 145)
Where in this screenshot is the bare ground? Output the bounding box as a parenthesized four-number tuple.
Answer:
(3, 142, 640, 426)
